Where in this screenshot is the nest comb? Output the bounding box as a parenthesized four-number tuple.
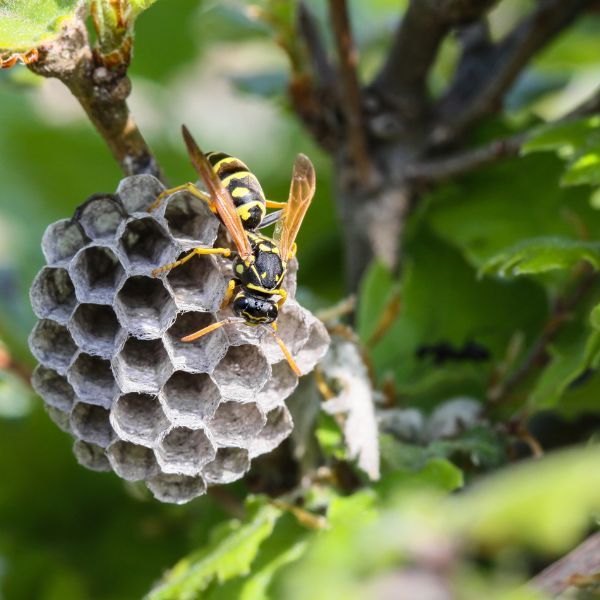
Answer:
(29, 175, 330, 504)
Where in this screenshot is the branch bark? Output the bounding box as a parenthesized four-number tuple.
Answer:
(29, 18, 167, 185)
(370, 0, 497, 119)
(329, 0, 374, 183)
(404, 132, 526, 184)
(437, 0, 592, 142)
(531, 531, 600, 596)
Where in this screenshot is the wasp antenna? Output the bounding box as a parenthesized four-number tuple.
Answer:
(181, 317, 245, 342)
(259, 325, 302, 376)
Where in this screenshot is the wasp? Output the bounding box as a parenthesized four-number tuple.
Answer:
(148, 125, 315, 376)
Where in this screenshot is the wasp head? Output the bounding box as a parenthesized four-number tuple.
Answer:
(232, 292, 278, 325)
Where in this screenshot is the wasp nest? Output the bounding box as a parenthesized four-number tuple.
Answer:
(29, 175, 329, 504)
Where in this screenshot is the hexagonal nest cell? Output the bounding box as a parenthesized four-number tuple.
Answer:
(119, 218, 176, 273)
(29, 174, 330, 503)
(70, 245, 125, 304)
(30, 267, 77, 325)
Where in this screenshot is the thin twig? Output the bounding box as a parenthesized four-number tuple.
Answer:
(489, 267, 597, 403)
(406, 79, 600, 185)
(298, 1, 336, 89)
(405, 133, 526, 184)
(328, 0, 374, 183)
(293, 1, 342, 151)
(29, 19, 167, 185)
(531, 531, 600, 596)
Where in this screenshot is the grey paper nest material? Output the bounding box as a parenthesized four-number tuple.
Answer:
(29, 175, 330, 504)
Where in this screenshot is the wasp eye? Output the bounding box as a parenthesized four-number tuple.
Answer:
(267, 304, 278, 321)
(232, 295, 249, 317)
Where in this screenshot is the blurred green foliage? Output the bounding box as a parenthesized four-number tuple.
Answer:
(4, 1, 600, 599)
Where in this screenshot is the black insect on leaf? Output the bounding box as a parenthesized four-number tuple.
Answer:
(416, 341, 491, 366)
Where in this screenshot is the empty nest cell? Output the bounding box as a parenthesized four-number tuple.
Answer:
(116, 174, 165, 215)
(70, 246, 125, 304)
(247, 406, 293, 459)
(111, 392, 170, 447)
(74, 194, 125, 241)
(163, 311, 227, 373)
(146, 473, 206, 504)
(69, 303, 120, 359)
(112, 337, 173, 394)
(106, 440, 160, 481)
(163, 191, 219, 249)
(73, 440, 112, 472)
(160, 371, 221, 428)
(155, 427, 215, 476)
(31, 364, 76, 412)
(70, 402, 115, 448)
(42, 219, 87, 266)
(67, 353, 118, 409)
(114, 276, 177, 338)
(203, 447, 250, 485)
(165, 252, 226, 313)
(211, 344, 270, 401)
(30, 267, 77, 325)
(119, 218, 176, 272)
(29, 319, 78, 374)
(207, 401, 265, 445)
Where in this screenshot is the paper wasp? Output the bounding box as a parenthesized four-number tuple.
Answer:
(148, 125, 315, 376)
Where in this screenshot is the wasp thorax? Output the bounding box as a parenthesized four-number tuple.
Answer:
(232, 293, 278, 325)
(29, 174, 330, 504)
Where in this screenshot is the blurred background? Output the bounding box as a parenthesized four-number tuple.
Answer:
(3, 0, 600, 598)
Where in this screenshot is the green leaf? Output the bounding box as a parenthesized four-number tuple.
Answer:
(368, 228, 547, 407)
(376, 457, 463, 500)
(380, 427, 506, 476)
(479, 237, 600, 278)
(146, 501, 282, 600)
(357, 258, 397, 346)
(239, 540, 307, 600)
(129, 0, 160, 15)
(522, 116, 600, 158)
(529, 342, 589, 409)
(454, 445, 600, 552)
(563, 141, 600, 185)
(0, 0, 82, 52)
(427, 152, 598, 269)
(522, 118, 600, 186)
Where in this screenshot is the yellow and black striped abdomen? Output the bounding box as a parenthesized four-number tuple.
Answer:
(206, 151, 266, 230)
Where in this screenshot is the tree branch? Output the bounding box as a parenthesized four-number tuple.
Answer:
(436, 0, 592, 143)
(328, 0, 374, 182)
(370, 0, 497, 118)
(404, 132, 526, 184)
(407, 79, 600, 185)
(531, 531, 600, 596)
(29, 19, 167, 184)
(298, 1, 336, 89)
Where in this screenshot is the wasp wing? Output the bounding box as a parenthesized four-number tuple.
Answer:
(275, 154, 315, 259)
(181, 125, 252, 259)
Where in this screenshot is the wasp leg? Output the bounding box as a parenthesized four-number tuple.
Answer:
(265, 200, 287, 208)
(220, 278, 237, 309)
(276, 288, 287, 309)
(152, 247, 231, 277)
(147, 183, 215, 213)
(288, 243, 297, 260)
